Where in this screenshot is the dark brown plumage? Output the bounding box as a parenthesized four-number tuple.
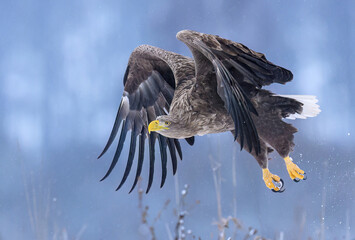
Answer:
(98, 30, 320, 193)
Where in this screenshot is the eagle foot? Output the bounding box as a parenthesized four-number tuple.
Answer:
(262, 168, 285, 193)
(284, 156, 306, 182)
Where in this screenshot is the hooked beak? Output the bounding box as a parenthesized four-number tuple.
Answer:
(148, 120, 169, 134)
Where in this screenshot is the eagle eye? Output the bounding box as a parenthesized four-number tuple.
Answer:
(165, 121, 171, 126)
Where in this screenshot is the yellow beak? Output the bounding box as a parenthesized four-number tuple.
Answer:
(148, 120, 169, 134)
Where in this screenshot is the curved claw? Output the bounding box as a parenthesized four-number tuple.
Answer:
(284, 156, 306, 181)
(272, 187, 285, 193)
(293, 172, 307, 183)
(262, 168, 284, 192)
(272, 178, 285, 193)
(293, 173, 307, 182)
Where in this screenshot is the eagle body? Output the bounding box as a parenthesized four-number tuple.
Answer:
(99, 30, 320, 193)
(167, 76, 234, 138)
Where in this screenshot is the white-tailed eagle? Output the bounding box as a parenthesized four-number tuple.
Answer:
(98, 30, 320, 193)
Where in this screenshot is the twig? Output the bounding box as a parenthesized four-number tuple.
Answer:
(345, 209, 350, 240)
(74, 225, 87, 240)
(174, 173, 180, 209)
(165, 223, 174, 240)
(232, 144, 237, 219)
(319, 160, 328, 240)
(297, 210, 306, 240)
(279, 231, 284, 240)
(231, 144, 238, 239)
(210, 155, 223, 222)
(174, 184, 192, 240)
(154, 200, 171, 224)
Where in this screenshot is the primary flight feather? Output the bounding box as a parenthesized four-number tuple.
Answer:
(98, 30, 320, 193)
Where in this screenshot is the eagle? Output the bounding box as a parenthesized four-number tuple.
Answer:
(98, 30, 320, 193)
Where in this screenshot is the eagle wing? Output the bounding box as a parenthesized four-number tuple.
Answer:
(98, 46, 194, 193)
(177, 30, 293, 154)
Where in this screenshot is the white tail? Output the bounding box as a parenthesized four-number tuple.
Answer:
(279, 95, 321, 120)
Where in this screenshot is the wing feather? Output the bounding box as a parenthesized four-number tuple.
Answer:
(167, 139, 178, 175)
(174, 139, 183, 160)
(100, 120, 129, 181)
(178, 35, 261, 154)
(176, 30, 295, 154)
(177, 30, 266, 154)
(157, 134, 168, 188)
(99, 46, 192, 192)
(97, 97, 129, 159)
(147, 132, 157, 193)
(116, 125, 138, 190)
(129, 128, 146, 193)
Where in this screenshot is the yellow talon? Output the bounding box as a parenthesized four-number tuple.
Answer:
(284, 156, 305, 181)
(262, 168, 283, 192)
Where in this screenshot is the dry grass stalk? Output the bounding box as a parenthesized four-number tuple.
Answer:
(17, 143, 85, 240)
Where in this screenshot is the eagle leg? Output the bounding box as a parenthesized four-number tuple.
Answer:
(233, 132, 285, 192)
(284, 156, 306, 182)
(262, 168, 285, 192)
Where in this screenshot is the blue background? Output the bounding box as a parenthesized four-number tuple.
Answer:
(1, 0, 354, 239)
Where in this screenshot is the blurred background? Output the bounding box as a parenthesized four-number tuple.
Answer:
(1, 0, 354, 239)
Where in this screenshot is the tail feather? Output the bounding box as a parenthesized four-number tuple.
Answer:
(279, 95, 321, 120)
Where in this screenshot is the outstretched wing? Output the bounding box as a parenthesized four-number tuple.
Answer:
(177, 30, 293, 154)
(98, 45, 194, 193)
